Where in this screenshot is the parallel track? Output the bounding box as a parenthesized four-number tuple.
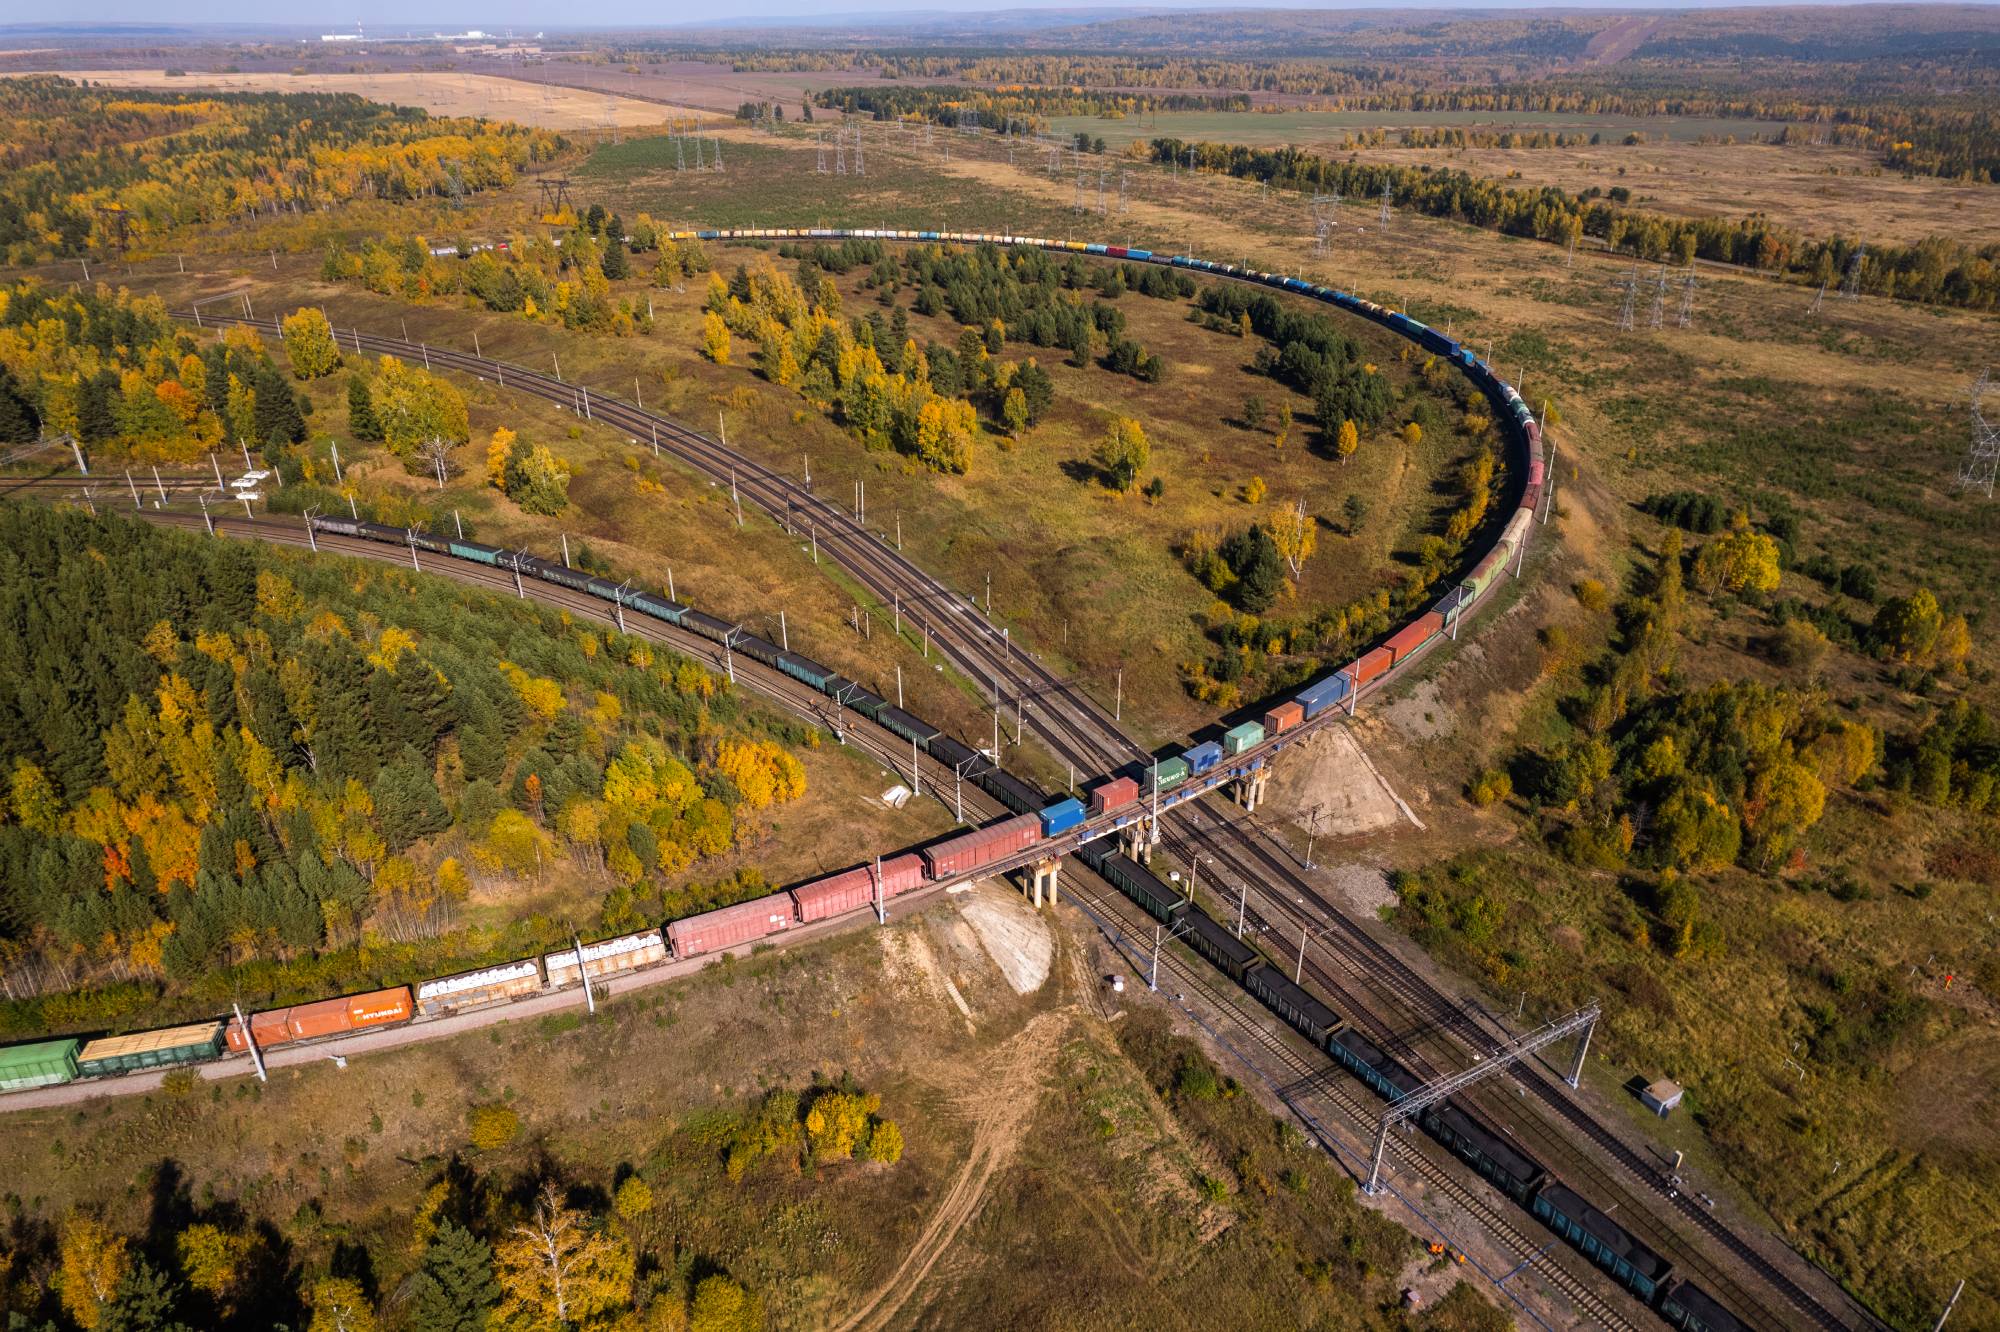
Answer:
(182, 286, 1873, 1332)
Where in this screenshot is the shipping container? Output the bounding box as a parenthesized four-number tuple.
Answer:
(0, 1038, 80, 1091)
(1223, 721, 1265, 756)
(546, 930, 667, 984)
(921, 813, 1042, 878)
(224, 1009, 293, 1054)
(1184, 741, 1224, 776)
(1295, 674, 1350, 719)
(1039, 798, 1086, 837)
(1147, 756, 1190, 791)
(1501, 508, 1534, 555)
(669, 892, 797, 957)
(1262, 701, 1304, 734)
(1384, 612, 1444, 665)
(1434, 587, 1471, 624)
(1088, 776, 1139, 816)
(288, 988, 413, 1042)
(417, 959, 544, 1016)
(76, 1023, 225, 1077)
(1349, 647, 1393, 687)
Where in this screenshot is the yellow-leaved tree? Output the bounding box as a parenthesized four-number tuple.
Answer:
(494, 1182, 635, 1331)
(1270, 499, 1317, 579)
(702, 311, 731, 365)
(57, 1215, 129, 1330)
(1335, 418, 1360, 464)
(280, 307, 341, 379)
(716, 739, 806, 811)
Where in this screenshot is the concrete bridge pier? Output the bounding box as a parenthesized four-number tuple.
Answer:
(1026, 856, 1062, 909)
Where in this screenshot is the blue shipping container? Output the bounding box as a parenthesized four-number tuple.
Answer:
(1295, 674, 1351, 719)
(1040, 798, 1086, 837)
(1184, 741, 1224, 775)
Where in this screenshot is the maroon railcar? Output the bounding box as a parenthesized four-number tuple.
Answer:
(790, 852, 926, 923)
(668, 892, 797, 957)
(1088, 777, 1139, 816)
(921, 813, 1042, 879)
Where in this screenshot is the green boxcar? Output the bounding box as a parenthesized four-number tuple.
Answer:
(1149, 757, 1190, 791)
(76, 1022, 225, 1078)
(0, 1037, 80, 1091)
(1223, 721, 1265, 756)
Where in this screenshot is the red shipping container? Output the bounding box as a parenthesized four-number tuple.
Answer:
(1348, 647, 1393, 687)
(224, 1009, 294, 1053)
(1088, 777, 1139, 816)
(1385, 612, 1445, 665)
(1262, 701, 1305, 734)
(289, 987, 412, 1041)
(922, 813, 1042, 879)
(669, 892, 796, 957)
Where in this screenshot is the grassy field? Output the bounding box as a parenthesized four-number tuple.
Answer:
(2, 68, 700, 129)
(1051, 107, 1796, 149)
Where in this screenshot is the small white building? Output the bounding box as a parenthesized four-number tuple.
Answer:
(1641, 1078, 1684, 1116)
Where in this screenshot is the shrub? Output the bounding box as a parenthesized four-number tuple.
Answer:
(467, 1103, 520, 1151)
(1469, 770, 1513, 807)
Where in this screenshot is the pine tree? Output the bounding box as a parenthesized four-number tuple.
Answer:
(0, 365, 40, 443)
(403, 1223, 501, 1332)
(600, 236, 630, 281)
(373, 753, 451, 851)
(348, 373, 383, 441)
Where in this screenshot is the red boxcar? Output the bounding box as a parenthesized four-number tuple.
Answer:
(225, 987, 412, 1052)
(1088, 777, 1139, 816)
(921, 813, 1042, 879)
(1385, 612, 1445, 665)
(669, 892, 797, 958)
(1262, 700, 1305, 734)
(792, 852, 927, 924)
(1348, 647, 1393, 687)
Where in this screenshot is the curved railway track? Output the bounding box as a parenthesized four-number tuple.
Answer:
(179, 259, 1875, 1331)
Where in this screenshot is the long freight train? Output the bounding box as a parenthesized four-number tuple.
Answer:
(2, 234, 1741, 1329)
(1074, 839, 1746, 1332)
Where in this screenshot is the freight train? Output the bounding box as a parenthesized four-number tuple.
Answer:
(1075, 839, 1745, 1332)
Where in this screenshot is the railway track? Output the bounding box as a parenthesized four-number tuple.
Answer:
(1062, 870, 1647, 1332)
(180, 292, 1875, 1332)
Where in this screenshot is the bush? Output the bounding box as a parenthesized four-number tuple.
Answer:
(468, 1103, 520, 1150)
(1469, 770, 1513, 807)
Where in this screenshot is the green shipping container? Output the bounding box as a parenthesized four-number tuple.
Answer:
(0, 1037, 80, 1091)
(1149, 757, 1190, 791)
(1223, 721, 1265, 756)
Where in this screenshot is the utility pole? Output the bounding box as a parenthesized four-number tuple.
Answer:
(1933, 1278, 1966, 1331)
(234, 1002, 267, 1082)
(573, 933, 596, 1014)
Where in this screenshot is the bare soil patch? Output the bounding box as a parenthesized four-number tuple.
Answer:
(959, 883, 1054, 995)
(1262, 724, 1412, 837)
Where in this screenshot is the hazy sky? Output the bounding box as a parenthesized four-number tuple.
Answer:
(5, 0, 1883, 32)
